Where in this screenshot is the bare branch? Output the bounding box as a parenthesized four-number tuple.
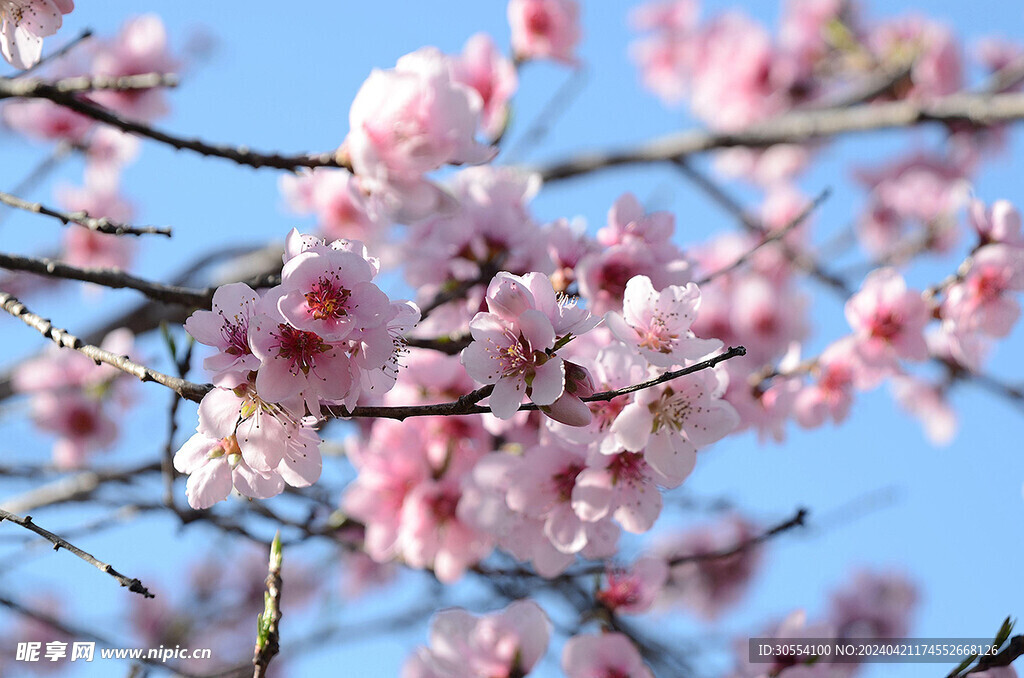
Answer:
(0, 507, 153, 597)
(327, 345, 747, 421)
(0, 290, 210, 402)
(0, 190, 171, 237)
(533, 92, 1024, 182)
(2, 72, 179, 96)
(696, 189, 831, 285)
(0, 252, 212, 306)
(252, 533, 283, 678)
(0, 78, 349, 172)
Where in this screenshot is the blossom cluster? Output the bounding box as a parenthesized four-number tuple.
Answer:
(175, 229, 420, 509)
(12, 329, 135, 468)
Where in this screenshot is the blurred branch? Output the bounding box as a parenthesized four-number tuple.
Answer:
(534, 92, 1024, 182)
(0, 77, 349, 172)
(0, 507, 153, 597)
(0, 190, 172, 236)
(2, 72, 179, 96)
(0, 252, 211, 306)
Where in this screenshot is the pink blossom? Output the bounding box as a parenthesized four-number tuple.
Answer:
(867, 16, 963, 99)
(172, 386, 321, 508)
(606, 275, 722, 368)
(459, 452, 619, 577)
(404, 600, 550, 678)
(572, 451, 664, 533)
(688, 13, 794, 130)
(2, 96, 93, 143)
(90, 15, 178, 121)
(890, 376, 957, 445)
(726, 369, 802, 443)
(544, 217, 598, 292)
(346, 47, 495, 213)
(845, 268, 931, 370)
(562, 632, 654, 678)
(450, 33, 518, 140)
(596, 555, 668, 614)
(279, 169, 390, 247)
(399, 476, 494, 582)
(828, 570, 918, 640)
(610, 368, 738, 487)
(508, 0, 581, 65)
(247, 312, 353, 415)
(943, 244, 1024, 339)
(405, 167, 550, 329)
(57, 178, 135, 271)
(0, 0, 73, 69)
(969, 199, 1023, 246)
(184, 283, 262, 387)
(506, 439, 595, 555)
(794, 338, 859, 428)
(655, 515, 763, 619)
(13, 329, 135, 468)
(462, 271, 595, 420)
(273, 243, 390, 342)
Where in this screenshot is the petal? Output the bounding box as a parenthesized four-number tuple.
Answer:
(489, 375, 526, 419)
(529, 357, 565, 406)
(185, 458, 232, 509)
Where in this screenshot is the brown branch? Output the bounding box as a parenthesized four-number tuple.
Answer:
(964, 635, 1024, 675)
(327, 345, 747, 421)
(0, 78, 349, 172)
(696, 189, 831, 285)
(672, 159, 854, 295)
(0, 252, 212, 306)
(533, 92, 1024, 182)
(2, 72, 179, 96)
(0, 462, 160, 514)
(665, 506, 807, 568)
(0, 290, 210, 402)
(0, 507, 153, 597)
(0, 190, 171, 237)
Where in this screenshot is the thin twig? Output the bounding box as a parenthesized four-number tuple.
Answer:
(13, 28, 94, 78)
(0, 78, 349, 172)
(533, 92, 1024, 182)
(696, 189, 831, 285)
(252, 533, 283, 678)
(0, 190, 171, 237)
(0, 252, 211, 306)
(0, 290, 210, 402)
(326, 345, 747, 421)
(0, 507, 153, 597)
(2, 72, 179, 96)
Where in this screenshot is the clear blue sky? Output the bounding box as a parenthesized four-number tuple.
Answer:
(1, 2, 1022, 677)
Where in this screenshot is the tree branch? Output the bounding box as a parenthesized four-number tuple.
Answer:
(0, 78, 349, 172)
(0, 252, 212, 306)
(0, 290, 210, 402)
(0, 190, 171, 237)
(0, 507, 153, 597)
(2, 72, 179, 96)
(533, 92, 1024, 182)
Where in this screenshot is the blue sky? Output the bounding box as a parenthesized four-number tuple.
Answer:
(1, 1, 1023, 676)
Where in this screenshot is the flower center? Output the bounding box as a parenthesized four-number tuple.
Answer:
(869, 309, 903, 342)
(489, 328, 535, 377)
(304, 277, 351, 321)
(551, 462, 585, 502)
(220, 317, 251, 356)
(608, 452, 647, 484)
(637, 315, 678, 353)
(651, 388, 693, 432)
(271, 324, 330, 374)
